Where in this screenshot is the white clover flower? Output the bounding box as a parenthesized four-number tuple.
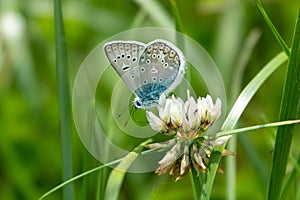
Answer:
(197, 95, 222, 131)
(146, 90, 233, 181)
(179, 145, 190, 176)
(146, 111, 168, 132)
(157, 94, 170, 122)
(146, 139, 176, 149)
(169, 95, 184, 126)
(156, 142, 184, 175)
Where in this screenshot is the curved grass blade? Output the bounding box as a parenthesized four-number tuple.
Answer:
(104, 139, 152, 200)
(256, 0, 290, 56)
(38, 158, 123, 200)
(133, 0, 173, 28)
(226, 28, 261, 200)
(200, 52, 288, 200)
(38, 145, 158, 199)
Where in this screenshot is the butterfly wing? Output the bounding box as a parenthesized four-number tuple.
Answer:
(137, 39, 185, 95)
(104, 41, 146, 94)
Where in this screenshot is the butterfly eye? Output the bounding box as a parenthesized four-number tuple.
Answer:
(159, 78, 163, 82)
(152, 76, 157, 82)
(146, 59, 151, 64)
(126, 54, 131, 60)
(152, 54, 156, 58)
(117, 55, 121, 60)
(132, 57, 137, 62)
(140, 67, 145, 73)
(164, 63, 168, 68)
(135, 100, 142, 108)
(121, 54, 125, 58)
(130, 74, 135, 79)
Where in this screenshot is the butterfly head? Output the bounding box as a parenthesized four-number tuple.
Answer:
(133, 97, 143, 109)
(133, 96, 158, 110)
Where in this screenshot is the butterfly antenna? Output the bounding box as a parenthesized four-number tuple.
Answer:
(124, 106, 134, 127)
(117, 101, 132, 119)
(117, 106, 127, 119)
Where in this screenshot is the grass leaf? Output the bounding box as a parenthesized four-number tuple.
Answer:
(256, 0, 290, 56)
(268, 10, 300, 200)
(133, 0, 174, 28)
(53, 0, 73, 199)
(104, 139, 152, 200)
(200, 52, 288, 199)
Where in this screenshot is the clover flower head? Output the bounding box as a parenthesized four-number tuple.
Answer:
(146, 90, 232, 181)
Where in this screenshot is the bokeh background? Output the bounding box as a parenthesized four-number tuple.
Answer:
(0, 0, 299, 199)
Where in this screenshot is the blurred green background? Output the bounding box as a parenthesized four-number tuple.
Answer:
(0, 0, 299, 199)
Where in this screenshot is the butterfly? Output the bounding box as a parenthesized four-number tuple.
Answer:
(104, 39, 185, 110)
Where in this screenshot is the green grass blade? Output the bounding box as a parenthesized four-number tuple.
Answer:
(53, 0, 73, 199)
(268, 11, 300, 200)
(222, 52, 288, 130)
(200, 52, 288, 199)
(256, 0, 290, 56)
(226, 28, 261, 200)
(190, 167, 202, 200)
(133, 0, 173, 28)
(230, 28, 262, 103)
(38, 158, 124, 200)
(280, 153, 300, 200)
(130, 9, 147, 28)
(213, 0, 244, 90)
(216, 120, 300, 138)
(170, 0, 183, 33)
(104, 139, 152, 200)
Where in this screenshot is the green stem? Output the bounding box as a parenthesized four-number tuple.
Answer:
(268, 10, 300, 200)
(39, 158, 123, 200)
(39, 144, 157, 199)
(256, 0, 290, 56)
(190, 167, 201, 200)
(215, 119, 300, 138)
(170, 0, 183, 33)
(53, 0, 73, 199)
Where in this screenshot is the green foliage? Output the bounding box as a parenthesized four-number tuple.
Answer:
(0, 0, 299, 200)
(268, 10, 300, 200)
(54, 0, 74, 199)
